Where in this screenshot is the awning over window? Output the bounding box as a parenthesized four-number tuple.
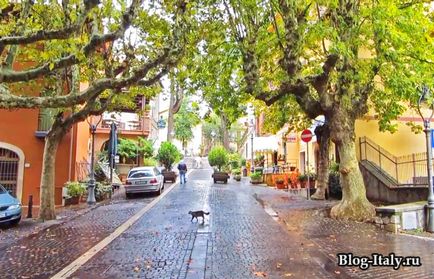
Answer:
(253, 136, 279, 152)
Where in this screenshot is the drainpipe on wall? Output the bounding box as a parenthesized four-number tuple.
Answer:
(68, 124, 74, 181)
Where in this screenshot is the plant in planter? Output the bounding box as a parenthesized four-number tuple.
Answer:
(228, 152, 241, 173)
(329, 162, 341, 199)
(95, 182, 113, 201)
(143, 157, 158, 167)
(250, 171, 262, 184)
(232, 169, 241, 181)
(275, 178, 286, 189)
(156, 141, 181, 182)
(298, 173, 316, 188)
(65, 181, 86, 205)
(208, 146, 229, 184)
(118, 138, 138, 164)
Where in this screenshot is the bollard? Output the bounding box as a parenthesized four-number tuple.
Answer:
(27, 195, 33, 218)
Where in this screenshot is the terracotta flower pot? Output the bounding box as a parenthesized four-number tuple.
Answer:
(275, 182, 286, 189)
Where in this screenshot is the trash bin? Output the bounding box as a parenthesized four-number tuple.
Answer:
(242, 167, 248, 177)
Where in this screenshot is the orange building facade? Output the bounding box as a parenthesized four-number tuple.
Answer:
(0, 97, 153, 206)
(0, 108, 90, 206)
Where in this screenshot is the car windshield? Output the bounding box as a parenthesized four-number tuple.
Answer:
(0, 184, 6, 194)
(128, 171, 154, 178)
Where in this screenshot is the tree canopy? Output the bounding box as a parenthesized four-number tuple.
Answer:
(0, 0, 195, 110)
(200, 0, 434, 221)
(174, 100, 200, 148)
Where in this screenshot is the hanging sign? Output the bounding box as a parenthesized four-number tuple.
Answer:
(286, 133, 297, 143)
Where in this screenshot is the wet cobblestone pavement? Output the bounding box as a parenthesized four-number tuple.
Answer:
(0, 196, 156, 279)
(3, 159, 434, 278)
(72, 165, 346, 279)
(252, 185, 434, 279)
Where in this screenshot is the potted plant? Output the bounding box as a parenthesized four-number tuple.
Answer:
(228, 152, 241, 173)
(208, 146, 229, 183)
(275, 178, 286, 189)
(65, 181, 86, 205)
(156, 141, 181, 182)
(143, 157, 158, 166)
(95, 182, 113, 201)
(329, 162, 341, 199)
(298, 173, 316, 188)
(298, 174, 307, 188)
(250, 171, 262, 184)
(233, 169, 241, 181)
(117, 138, 137, 164)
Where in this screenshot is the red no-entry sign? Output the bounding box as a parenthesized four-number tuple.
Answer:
(301, 129, 313, 143)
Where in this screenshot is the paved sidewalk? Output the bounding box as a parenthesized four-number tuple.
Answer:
(252, 182, 434, 279)
(0, 185, 126, 249)
(0, 195, 156, 279)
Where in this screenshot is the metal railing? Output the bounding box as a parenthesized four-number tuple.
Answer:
(0, 148, 19, 197)
(93, 116, 151, 133)
(359, 136, 429, 186)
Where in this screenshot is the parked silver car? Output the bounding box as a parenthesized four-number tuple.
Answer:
(125, 167, 164, 198)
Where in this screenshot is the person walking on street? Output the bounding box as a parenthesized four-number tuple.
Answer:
(178, 160, 188, 184)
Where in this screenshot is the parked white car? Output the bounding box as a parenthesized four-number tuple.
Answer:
(125, 167, 164, 198)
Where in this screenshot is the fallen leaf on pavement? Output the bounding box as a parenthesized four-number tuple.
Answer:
(253, 271, 267, 277)
(276, 263, 282, 269)
(284, 274, 293, 277)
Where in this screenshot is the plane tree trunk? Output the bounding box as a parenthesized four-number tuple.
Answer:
(328, 110, 375, 221)
(39, 115, 69, 220)
(311, 123, 330, 200)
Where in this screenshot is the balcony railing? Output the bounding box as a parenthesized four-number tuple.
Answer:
(93, 112, 151, 134)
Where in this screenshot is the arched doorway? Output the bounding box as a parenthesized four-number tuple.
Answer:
(0, 143, 24, 201)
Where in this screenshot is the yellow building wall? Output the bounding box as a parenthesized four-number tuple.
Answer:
(355, 119, 426, 158)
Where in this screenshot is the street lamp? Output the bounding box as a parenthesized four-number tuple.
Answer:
(250, 129, 254, 173)
(86, 115, 103, 205)
(417, 85, 434, 232)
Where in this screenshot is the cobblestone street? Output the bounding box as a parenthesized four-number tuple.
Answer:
(0, 195, 156, 279)
(71, 165, 340, 279)
(2, 160, 434, 278)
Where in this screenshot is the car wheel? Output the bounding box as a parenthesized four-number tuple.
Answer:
(126, 193, 132, 199)
(10, 216, 21, 226)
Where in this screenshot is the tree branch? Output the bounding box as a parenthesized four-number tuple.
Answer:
(0, 7, 185, 110)
(0, 0, 97, 49)
(0, 0, 142, 83)
(308, 54, 339, 94)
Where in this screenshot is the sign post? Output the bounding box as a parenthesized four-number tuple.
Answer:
(301, 129, 313, 200)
